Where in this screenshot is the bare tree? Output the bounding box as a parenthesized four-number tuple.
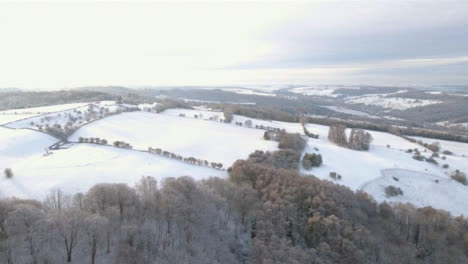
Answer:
(328, 125, 348, 146)
(348, 128, 373, 151)
(84, 214, 108, 264)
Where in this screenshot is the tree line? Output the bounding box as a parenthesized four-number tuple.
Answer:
(148, 147, 224, 170)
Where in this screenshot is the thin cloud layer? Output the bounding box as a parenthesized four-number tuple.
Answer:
(0, 1, 467, 89)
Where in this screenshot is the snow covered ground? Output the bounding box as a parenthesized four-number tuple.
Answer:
(222, 88, 276, 97)
(300, 124, 444, 189)
(362, 169, 468, 216)
(409, 136, 468, 157)
(321, 106, 379, 118)
(163, 108, 225, 121)
(0, 102, 91, 125)
(290, 87, 340, 97)
(0, 113, 38, 125)
(71, 112, 278, 166)
(408, 136, 468, 177)
(0, 126, 59, 198)
(5, 102, 135, 131)
(0, 144, 225, 200)
(0, 102, 89, 115)
(345, 95, 440, 110)
(1, 102, 467, 215)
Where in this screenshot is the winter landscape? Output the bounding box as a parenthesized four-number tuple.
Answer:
(1, 1, 468, 264)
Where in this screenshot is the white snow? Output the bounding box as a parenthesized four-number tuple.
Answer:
(0, 114, 38, 125)
(321, 106, 379, 118)
(2, 101, 467, 216)
(0, 103, 89, 115)
(163, 108, 225, 121)
(223, 88, 276, 97)
(5, 102, 135, 131)
(0, 144, 225, 200)
(70, 112, 278, 166)
(0, 126, 58, 198)
(301, 124, 444, 190)
(409, 136, 468, 158)
(361, 169, 468, 216)
(346, 95, 441, 110)
(0, 103, 91, 125)
(290, 87, 339, 97)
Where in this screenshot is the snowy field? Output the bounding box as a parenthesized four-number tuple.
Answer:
(290, 87, 340, 97)
(300, 124, 445, 190)
(163, 108, 225, 121)
(0, 126, 59, 198)
(345, 95, 440, 110)
(1, 102, 467, 215)
(0, 102, 89, 115)
(362, 169, 468, 216)
(0, 102, 91, 125)
(0, 144, 225, 200)
(6, 102, 134, 130)
(409, 136, 468, 157)
(222, 88, 276, 97)
(71, 112, 278, 166)
(0, 113, 38, 125)
(321, 105, 379, 118)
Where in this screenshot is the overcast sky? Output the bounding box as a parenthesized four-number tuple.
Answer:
(1, 1, 467, 90)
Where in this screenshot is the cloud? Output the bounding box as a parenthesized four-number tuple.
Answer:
(0, 1, 467, 89)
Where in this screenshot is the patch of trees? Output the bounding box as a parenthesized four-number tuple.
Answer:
(37, 104, 138, 140)
(3, 168, 13, 179)
(328, 125, 373, 151)
(43, 124, 71, 141)
(329, 171, 342, 181)
(223, 107, 234, 123)
(278, 131, 306, 152)
(403, 137, 443, 153)
(78, 137, 108, 145)
(442, 150, 453, 155)
(0, 90, 113, 111)
(113, 141, 133, 149)
(233, 120, 255, 127)
(302, 125, 319, 139)
(222, 105, 297, 123)
(247, 149, 301, 170)
(302, 153, 322, 170)
(229, 159, 468, 264)
(0, 178, 251, 264)
(148, 99, 191, 113)
(385, 185, 403, 197)
(148, 147, 223, 170)
(262, 127, 284, 141)
(451, 170, 467, 185)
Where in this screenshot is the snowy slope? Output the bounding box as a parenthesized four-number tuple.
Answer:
(0, 144, 225, 200)
(345, 95, 440, 110)
(0, 126, 58, 197)
(409, 136, 468, 157)
(362, 169, 468, 216)
(0, 102, 89, 115)
(0, 127, 57, 157)
(6, 102, 135, 131)
(407, 136, 468, 177)
(163, 108, 225, 121)
(0, 103, 90, 125)
(301, 125, 444, 190)
(290, 87, 339, 97)
(0, 114, 38, 125)
(70, 112, 278, 166)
